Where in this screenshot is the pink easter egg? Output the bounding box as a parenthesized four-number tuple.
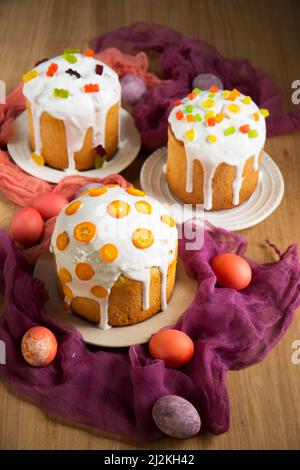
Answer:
(32, 193, 69, 220)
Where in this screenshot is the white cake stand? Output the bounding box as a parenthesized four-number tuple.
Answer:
(140, 147, 284, 231)
(8, 109, 141, 184)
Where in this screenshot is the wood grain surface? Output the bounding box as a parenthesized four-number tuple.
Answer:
(0, 0, 300, 450)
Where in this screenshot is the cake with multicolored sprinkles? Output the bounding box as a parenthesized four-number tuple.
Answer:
(22, 49, 121, 171)
(167, 86, 269, 210)
(51, 185, 178, 329)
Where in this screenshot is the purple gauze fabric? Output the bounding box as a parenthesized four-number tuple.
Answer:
(1, 222, 300, 441)
(92, 22, 300, 152)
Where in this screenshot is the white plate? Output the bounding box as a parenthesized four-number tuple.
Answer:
(140, 147, 284, 231)
(34, 253, 197, 348)
(8, 109, 141, 184)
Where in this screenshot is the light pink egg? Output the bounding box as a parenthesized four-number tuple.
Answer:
(32, 193, 69, 220)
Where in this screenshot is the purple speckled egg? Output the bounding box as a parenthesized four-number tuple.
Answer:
(120, 75, 147, 106)
(152, 395, 201, 439)
(75, 182, 103, 199)
(192, 73, 223, 91)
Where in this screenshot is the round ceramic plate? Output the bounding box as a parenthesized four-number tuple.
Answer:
(140, 147, 284, 231)
(8, 109, 141, 184)
(34, 253, 197, 348)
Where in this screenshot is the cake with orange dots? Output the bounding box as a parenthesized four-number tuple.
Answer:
(51, 185, 178, 328)
(167, 87, 269, 210)
(22, 49, 121, 171)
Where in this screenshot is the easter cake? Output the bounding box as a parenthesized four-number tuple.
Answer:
(167, 87, 269, 210)
(51, 185, 178, 329)
(22, 49, 121, 171)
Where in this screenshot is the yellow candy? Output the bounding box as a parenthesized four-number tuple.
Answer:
(260, 108, 270, 118)
(242, 96, 251, 104)
(31, 152, 45, 166)
(223, 90, 230, 98)
(228, 103, 240, 113)
(253, 112, 260, 121)
(185, 129, 196, 142)
(202, 99, 215, 108)
(205, 110, 215, 119)
(23, 70, 38, 83)
(207, 134, 217, 143)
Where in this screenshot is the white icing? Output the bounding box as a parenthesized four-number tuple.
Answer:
(23, 53, 121, 170)
(168, 90, 266, 210)
(51, 186, 178, 329)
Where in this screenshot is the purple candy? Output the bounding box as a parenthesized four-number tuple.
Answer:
(120, 75, 147, 106)
(192, 73, 224, 91)
(75, 182, 103, 199)
(152, 395, 201, 439)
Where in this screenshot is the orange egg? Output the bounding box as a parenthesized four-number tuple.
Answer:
(21, 326, 58, 367)
(65, 200, 82, 216)
(74, 221, 96, 243)
(211, 252, 252, 290)
(149, 329, 194, 368)
(107, 200, 131, 218)
(56, 231, 70, 251)
(132, 228, 154, 249)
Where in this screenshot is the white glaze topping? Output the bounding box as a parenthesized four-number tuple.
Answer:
(23, 53, 121, 171)
(168, 89, 267, 210)
(51, 186, 178, 329)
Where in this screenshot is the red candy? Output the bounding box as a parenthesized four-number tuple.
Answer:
(84, 83, 99, 93)
(176, 110, 183, 120)
(188, 92, 196, 100)
(46, 63, 58, 77)
(210, 85, 219, 92)
(211, 253, 252, 290)
(21, 326, 58, 367)
(32, 193, 69, 220)
(207, 117, 216, 126)
(240, 124, 250, 133)
(149, 329, 194, 368)
(174, 100, 182, 106)
(11, 207, 44, 246)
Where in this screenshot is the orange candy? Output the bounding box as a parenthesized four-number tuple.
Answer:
(99, 243, 118, 262)
(240, 124, 250, 133)
(188, 92, 196, 100)
(161, 214, 176, 227)
(215, 113, 224, 123)
(186, 114, 195, 122)
(63, 284, 73, 300)
(91, 285, 108, 299)
(56, 231, 70, 251)
(74, 222, 96, 243)
(75, 262, 95, 280)
(132, 228, 154, 249)
(88, 187, 107, 197)
(58, 267, 72, 284)
(84, 48, 95, 57)
(149, 329, 194, 368)
(107, 200, 131, 218)
(84, 83, 99, 93)
(126, 187, 146, 197)
(210, 85, 219, 93)
(65, 200, 82, 216)
(135, 200, 152, 214)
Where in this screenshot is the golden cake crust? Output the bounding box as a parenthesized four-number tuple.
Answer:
(166, 126, 262, 211)
(26, 98, 119, 171)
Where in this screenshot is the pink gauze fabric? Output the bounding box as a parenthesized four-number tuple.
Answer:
(1, 222, 300, 441)
(92, 21, 300, 151)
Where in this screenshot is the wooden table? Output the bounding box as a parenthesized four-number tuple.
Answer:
(1, 0, 300, 450)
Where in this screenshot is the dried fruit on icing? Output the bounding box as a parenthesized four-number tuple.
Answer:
(224, 126, 236, 136)
(260, 108, 269, 118)
(65, 200, 82, 215)
(56, 231, 70, 251)
(91, 285, 108, 298)
(58, 267, 72, 284)
(207, 134, 217, 143)
(31, 152, 45, 166)
(176, 110, 184, 120)
(46, 63, 58, 77)
(161, 215, 175, 227)
(240, 124, 250, 133)
(248, 129, 258, 139)
(99, 243, 119, 262)
(132, 228, 154, 249)
(135, 200, 152, 214)
(74, 222, 96, 243)
(62, 53, 78, 64)
(89, 187, 107, 197)
(126, 187, 146, 197)
(107, 200, 131, 218)
(76, 263, 95, 281)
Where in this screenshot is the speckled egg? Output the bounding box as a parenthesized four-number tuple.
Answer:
(152, 395, 201, 439)
(192, 73, 223, 91)
(75, 182, 103, 199)
(21, 326, 58, 367)
(120, 75, 147, 105)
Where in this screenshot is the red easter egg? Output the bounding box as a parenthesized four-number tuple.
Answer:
(21, 326, 58, 367)
(149, 329, 194, 368)
(32, 193, 69, 220)
(211, 252, 252, 290)
(11, 207, 44, 246)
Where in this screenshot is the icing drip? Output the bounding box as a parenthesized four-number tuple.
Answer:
(51, 186, 178, 329)
(23, 53, 121, 170)
(168, 89, 267, 210)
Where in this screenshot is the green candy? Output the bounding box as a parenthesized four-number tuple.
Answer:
(53, 88, 70, 99)
(192, 88, 202, 95)
(224, 126, 236, 136)
(194, 113, 202, 122)
(208, 92, 215, 98)
(184, 105, 194, 113)
(62, 53, 78, 64)
(95, 155, 105, 169)
(248, 129, 258, 138)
